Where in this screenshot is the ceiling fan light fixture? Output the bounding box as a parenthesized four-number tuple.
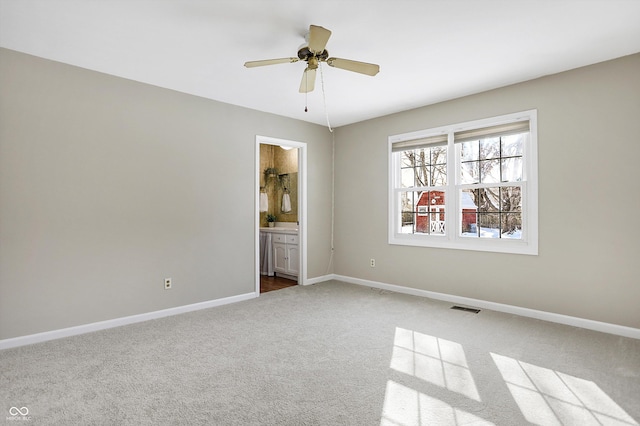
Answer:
(297, 46, 328, 62)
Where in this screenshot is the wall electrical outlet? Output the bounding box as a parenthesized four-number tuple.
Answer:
(164, 278, 172, 289)
(370, 258, 376, 268)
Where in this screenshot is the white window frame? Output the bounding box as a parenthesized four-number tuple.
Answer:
(388, 110, 538, 255)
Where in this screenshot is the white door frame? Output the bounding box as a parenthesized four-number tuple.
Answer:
(255, 135, 307, 295)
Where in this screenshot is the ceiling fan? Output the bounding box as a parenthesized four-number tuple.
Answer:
(244, 25, 380, 93)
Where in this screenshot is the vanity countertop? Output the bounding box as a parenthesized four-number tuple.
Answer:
(260, 227, 298, 234)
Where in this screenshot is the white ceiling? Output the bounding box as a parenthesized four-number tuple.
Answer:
(1, 0, 639, 128)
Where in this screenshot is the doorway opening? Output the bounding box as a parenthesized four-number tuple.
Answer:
(255, 136, 307, 295)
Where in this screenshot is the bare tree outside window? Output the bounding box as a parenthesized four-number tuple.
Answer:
(461, 134, 524, 238)
(390, 110, 537, 255)
(400, 146, 447, 234)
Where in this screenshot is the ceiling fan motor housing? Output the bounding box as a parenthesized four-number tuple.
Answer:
(298, 46, 329, 62)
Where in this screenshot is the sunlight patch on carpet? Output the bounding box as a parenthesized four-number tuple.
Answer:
(491, 353, 639, 426)
(380, 380, 494, 426)
(390, 327, 481, 402)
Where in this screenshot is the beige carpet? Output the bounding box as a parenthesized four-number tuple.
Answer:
(2, 281, 639, 425)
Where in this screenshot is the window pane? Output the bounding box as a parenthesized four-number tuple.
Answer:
(400, 212, 415, 234)
(501, 134, 524, 157)
(460, 141, 478, 161)
(500, 186, 522, 213)
(400, 191, 416, 211)
(427, 191, 446, 234)
(431, 146, 447, 166)
(401, 167, 414, 188)
(476, 189, 501, 238)
(480, 159, 501, 183)
(401, 151, 415, 168)
(415, 212, 429, 233)
(429, 205, 445, 234)
(429, 190, 445, 206)
(432, 164, 447, 186)
(460, 161, 479, 184)
(416, 165, 429, 187)
(460, 189, 479, 235)
(424, 146, 447, 186)
(415, 148, 428, 166)
(502, 213, 522, 239)
(477, 187, 500, 213)
(478, 213, 501, 238)
(501, 157, 522, 182)
(423, 171, 431, 187)
(480, 137, 500, 160)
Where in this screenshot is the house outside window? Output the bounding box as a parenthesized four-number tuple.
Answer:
(388, 110, 538, 255)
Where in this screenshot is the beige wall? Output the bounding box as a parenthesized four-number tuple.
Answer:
(334, 53, 640, 329)
(2, 47, 638, 340)
(0, 48, 334, 339)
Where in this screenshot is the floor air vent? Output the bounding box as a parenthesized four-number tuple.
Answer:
(451, 305, 481, 314)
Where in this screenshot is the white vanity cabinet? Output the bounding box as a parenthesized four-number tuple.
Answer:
(272, 233, 299, 278)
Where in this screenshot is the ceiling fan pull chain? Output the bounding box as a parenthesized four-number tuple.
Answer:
(304, 72, 308, 112)
(319, 63, 333, 132)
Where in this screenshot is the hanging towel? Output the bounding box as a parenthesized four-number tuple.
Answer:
(260, 192, 268, 212)
(282, 193, 291, 213)
(259, 232, 274, 276)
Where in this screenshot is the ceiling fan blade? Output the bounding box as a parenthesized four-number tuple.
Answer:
(299, 68, 317, 93)
(308, 25, 332, 54)
(327, 57, 380, 76)
(244, 57, 299, 68)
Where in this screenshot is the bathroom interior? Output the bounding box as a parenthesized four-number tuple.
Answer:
(259, 143, 299, 293)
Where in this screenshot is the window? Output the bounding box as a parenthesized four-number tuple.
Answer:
(388, 110, 538, 255)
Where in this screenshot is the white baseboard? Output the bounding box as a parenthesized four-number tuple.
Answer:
(0, 292, 257, 351)
(4, 275, 638, 350)
(304, 274, 337, 285)
(332, 274, 640, 340)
